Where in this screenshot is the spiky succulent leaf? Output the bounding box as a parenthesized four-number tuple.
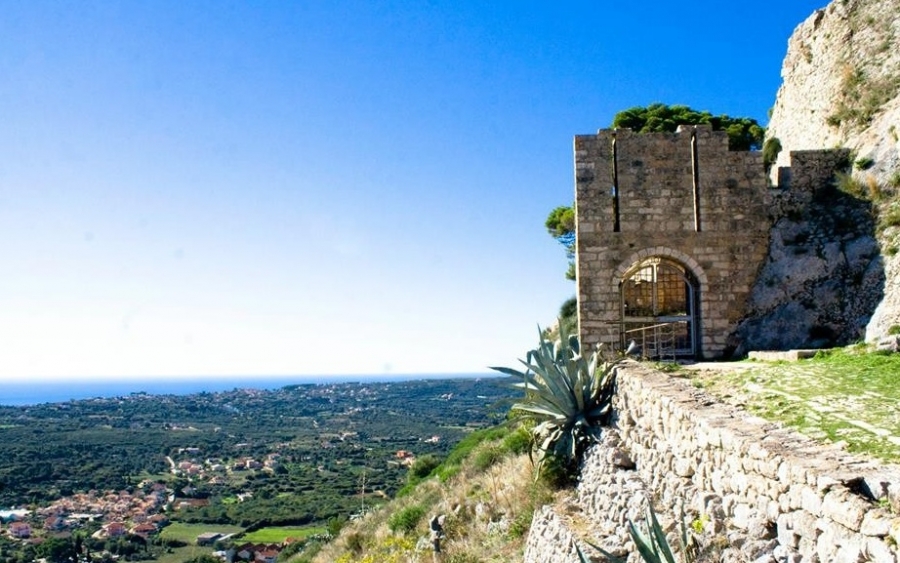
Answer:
(628, 520, 663, 563)
(647, 506, 677, 563)
(491, 321, 625, 472)
(584, 541, 627, 563)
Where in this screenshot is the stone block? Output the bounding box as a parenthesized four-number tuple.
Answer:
(860, 512, 893, 537)
(797, 536, 818, 561)
(822, 489, 868, 532)
(865, 537, 898, 563)
(778, 493, 791, 513)
(733, 503, 754, 529)
(794, 510, 819, 540)
(777, 512, 799, 548)
(674, 457, 695, 477)
(773, 545, 802, 563)
(744, 539, 778, 561)
(711, 470, 729, 494)
(817, 518, 854, 548)
(758, 457, 781, 480)
(730, 471, 750, 493)
(801, 486, 823, 516)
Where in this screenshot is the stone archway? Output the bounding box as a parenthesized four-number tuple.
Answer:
(619, 256, 699, 359)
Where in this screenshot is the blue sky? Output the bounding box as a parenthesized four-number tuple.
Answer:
(0, 1, 826, 379)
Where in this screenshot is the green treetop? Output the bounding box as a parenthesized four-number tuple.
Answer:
(546, 103, 766, 281)
(612, 103, 765, 150)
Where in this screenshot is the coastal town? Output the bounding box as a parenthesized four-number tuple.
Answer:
(0, 377, 514, 562)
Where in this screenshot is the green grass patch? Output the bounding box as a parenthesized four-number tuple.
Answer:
(240, 525, 326, 543)
(387, 504, 427, 534)
(431, 424, 512, 482)
(153, 545, 217, 563)
(694, 348, 900, 461)
(159, 522, 244, 544)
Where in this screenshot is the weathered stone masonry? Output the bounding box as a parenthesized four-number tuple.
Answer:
(575, 125, 770, 359)
(576, 126, 877, 358)
(523, 364, 900, 563)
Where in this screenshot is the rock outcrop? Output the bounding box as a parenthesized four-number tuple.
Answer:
(766, 0, 900, 342)
(735, 149, 885, 352)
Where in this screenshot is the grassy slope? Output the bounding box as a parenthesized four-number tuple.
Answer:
(241, 526, 327, 543)
(288, 425, 555, 563)
(686, 347, 900, 461)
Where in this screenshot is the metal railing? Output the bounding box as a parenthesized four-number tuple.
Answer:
(623, 321, 690, 360)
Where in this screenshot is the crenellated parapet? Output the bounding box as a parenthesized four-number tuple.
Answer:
(575, 125, 770, 359)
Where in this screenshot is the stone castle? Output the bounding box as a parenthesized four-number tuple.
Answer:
(574, 125, 874, 359)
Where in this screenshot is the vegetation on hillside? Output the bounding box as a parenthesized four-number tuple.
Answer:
(314, 328, 629, 562)
(305, 423, 555, 563)
(0, 378, 517, 563)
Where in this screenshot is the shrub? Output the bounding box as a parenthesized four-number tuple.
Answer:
(890, 170, 900, 189)
(508, 510, 533, 539)
(387, 504, 426, 535)
(471, 445, 505, 471)
(763, 137, 782, 169)
(537, 453, 577, 489)
(344, 531, 365, 553)
(880, 206, 900, 230)
(836, 172, 866, 198)
(408, 454, 441, 480)
(855, 157, 875, 170)
(501, 427, 532, 455)
(492, 323, 624, 474)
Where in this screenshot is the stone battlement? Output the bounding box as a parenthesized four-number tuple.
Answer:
(575, 125, 770, 358)
(575, 126, 860, 359)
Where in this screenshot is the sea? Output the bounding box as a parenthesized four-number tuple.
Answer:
(0, 373, 499, 407)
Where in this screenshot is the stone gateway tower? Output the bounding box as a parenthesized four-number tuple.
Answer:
(574, 125, 770, 359)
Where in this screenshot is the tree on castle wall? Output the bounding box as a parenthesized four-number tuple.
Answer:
(612, 103, 764, 150)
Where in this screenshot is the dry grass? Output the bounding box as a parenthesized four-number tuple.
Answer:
(305, 440, 553, 563)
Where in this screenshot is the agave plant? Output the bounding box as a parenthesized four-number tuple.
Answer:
(577, 503, 697, 563)
(490, 321, 622, 471)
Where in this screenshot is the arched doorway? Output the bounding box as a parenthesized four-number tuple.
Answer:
(620, 257, 698, 359)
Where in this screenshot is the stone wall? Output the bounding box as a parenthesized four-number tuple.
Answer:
(523, 364, 900, 563)
(575, 125, 771, 359)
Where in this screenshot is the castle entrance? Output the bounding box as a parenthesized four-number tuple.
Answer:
(620, 257, 697, 359)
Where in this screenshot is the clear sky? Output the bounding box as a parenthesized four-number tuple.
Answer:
(0, 1, 826, 380)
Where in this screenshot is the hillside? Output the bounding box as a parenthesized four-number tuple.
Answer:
(295, 424, 548, 563)
(766, 0, 900, 342)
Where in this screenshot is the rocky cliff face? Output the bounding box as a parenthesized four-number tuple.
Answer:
(766, 0, 900, 343)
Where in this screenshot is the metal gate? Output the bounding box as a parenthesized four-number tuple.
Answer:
(620, 258, 697, 359)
